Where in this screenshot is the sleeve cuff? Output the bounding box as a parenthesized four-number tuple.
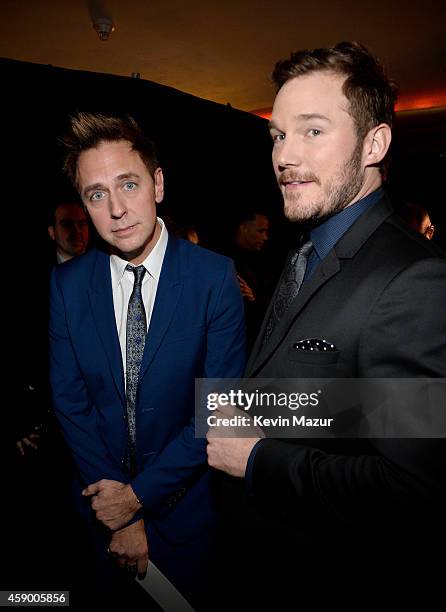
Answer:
(245, 439, 265, 496)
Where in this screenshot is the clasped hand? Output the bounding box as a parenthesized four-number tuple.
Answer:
(82, 479, 142, 531)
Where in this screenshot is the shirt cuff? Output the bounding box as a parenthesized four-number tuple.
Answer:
(245, 439, 265, 496)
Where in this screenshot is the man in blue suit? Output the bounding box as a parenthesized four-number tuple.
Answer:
(50, 112, 245, 602)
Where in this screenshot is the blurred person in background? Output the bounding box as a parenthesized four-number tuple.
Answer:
(48, 201, 89, 263)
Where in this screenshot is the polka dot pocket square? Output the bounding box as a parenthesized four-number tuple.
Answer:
(293, 338, 337, 352)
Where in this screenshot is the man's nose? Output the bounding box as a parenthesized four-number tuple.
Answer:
(109, 193, 127, 219)
(274, 136, 302, 169)
(74, 222, 87, 234)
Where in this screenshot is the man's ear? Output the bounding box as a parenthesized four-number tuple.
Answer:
(362, 123, 392, 167)
(48, 225, 56, 241)
(154, 167, 164, 203)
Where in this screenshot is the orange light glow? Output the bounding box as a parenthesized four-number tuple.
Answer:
(251, 90, 446, 119)
(395, 91, 446, 111)
(251, 108, 272, 120)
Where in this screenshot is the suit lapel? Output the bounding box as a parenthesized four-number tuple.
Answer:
(246, 251, 340, 376)
(138, 235, 183, 384)
(245, 254, 289, 374)
(246, 194, 394, 377)
(88, 250, 126, 405)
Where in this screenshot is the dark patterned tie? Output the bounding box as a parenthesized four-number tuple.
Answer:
(262, 238, 313, 345)
(125, 264, 147, 475)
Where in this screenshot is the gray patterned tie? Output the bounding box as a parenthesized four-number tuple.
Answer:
(262, 238, 313, 345)
(125, 264, 147, 475)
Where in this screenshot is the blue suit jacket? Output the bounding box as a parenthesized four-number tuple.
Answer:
(49, 235, 245, 544)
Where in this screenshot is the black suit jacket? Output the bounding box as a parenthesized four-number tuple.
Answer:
(227, 195, 446, 600)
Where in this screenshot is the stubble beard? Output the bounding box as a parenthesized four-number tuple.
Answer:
(281, 141, 364, 227)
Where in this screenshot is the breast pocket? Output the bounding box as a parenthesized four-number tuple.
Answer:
(285, 346, 340, 377)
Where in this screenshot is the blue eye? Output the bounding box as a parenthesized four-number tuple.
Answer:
(90, 191, 104, 201)
(124, 181, 137, 190)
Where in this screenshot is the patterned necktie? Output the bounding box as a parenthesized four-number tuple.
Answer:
(262, 237, 313, 345)
(125, 264, 147, 475)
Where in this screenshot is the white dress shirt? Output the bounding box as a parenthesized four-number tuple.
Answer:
(56, 251, 70, 264)
(110, 218, 168, 382)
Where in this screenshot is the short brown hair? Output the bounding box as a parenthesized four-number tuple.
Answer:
(272, 41, 398, 139)
(62, 112, 158, 188)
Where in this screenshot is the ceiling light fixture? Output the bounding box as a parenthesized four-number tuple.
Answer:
(88, 0, 115, 41)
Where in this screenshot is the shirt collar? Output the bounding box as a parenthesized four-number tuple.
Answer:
(110, 217, 168, 287)
(310, 188, 384, 262)
(56, 251, 70, 264)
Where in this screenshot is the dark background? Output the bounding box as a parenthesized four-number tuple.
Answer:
(3, 56, 446, 262)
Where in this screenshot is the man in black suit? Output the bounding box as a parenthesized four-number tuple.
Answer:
(48, 201, 90, 263)
(207, 42, 446, 604)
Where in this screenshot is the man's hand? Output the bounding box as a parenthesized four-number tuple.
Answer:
(237, 275, 256, 302)
(206, 403, 263, 477)
(16, 428, 40, 456)
(207, 432, 260, 477)
(82, 480, 142, 530)
(109, 519, 148, 580)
